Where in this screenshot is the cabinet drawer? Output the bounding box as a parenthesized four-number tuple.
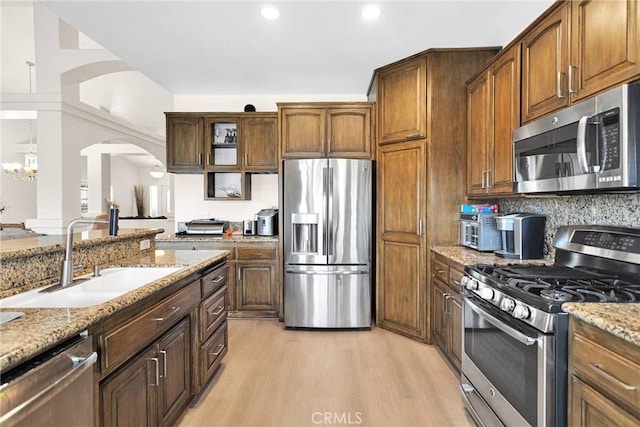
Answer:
(236, 247, 276, 260)
(200, 285, 227, 342)
(449, 267, 464, 292)
(101, 281, 200, 373)
(432, 257, 449, 283)
(572, 333, 640, 414)
(200, 321, 228, 385)
(201, 264, 228, 297)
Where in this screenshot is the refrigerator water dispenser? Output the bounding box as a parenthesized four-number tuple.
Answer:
(291, 213, 318, 254)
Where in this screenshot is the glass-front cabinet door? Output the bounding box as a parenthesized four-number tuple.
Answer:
(205, 117, 241, 169)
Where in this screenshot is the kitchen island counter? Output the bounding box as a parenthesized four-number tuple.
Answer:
(562, 303, 640, 347)
(0, 249, 228, 372)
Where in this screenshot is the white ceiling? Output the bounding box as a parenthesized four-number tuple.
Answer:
(41, 0, 554, 96)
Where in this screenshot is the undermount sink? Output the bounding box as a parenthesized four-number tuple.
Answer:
(0, 267, 182, 308)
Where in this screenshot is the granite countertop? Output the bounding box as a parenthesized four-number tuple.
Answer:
(431, 245, 554, 267)
(562, 303, 640, 347)
(0, 228, 164, 259)
(158, 233, 279, 243)
(0, 249, 228, 373)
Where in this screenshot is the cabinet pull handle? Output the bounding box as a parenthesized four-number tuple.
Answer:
(407, 133, 420, 139)
(210, 344, 225, 357)
(199, 153, 203, 166)
(418, 219, 423, 237)
(159, 350, 167, 378)
(557, 71, 566, 98)
(244, 153, 248, 166)
(486, 170, 493, 188)
(152, 306, 181, 322)
(212, 275, 225, 283)
(481, 170, 486, 189)
(589, 364, 636, 391)
(237, 266, 242, 281)
(453, 279, 461, 286)
(149, 357, 159, 386)
(568, 65, 576, 94)
(443, 293, 450, 314)
(211, 306, 225, 316)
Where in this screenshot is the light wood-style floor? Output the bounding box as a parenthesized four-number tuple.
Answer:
(178, 319, 473, 427)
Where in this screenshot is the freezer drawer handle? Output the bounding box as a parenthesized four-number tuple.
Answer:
(286, 270, 368, 275)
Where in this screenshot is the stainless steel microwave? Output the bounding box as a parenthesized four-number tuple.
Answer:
(512, 82, 640, 194)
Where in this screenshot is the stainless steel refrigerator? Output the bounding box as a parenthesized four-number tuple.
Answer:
(283, 158, 372, 329)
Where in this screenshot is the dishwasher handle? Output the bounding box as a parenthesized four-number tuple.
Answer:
(0, 351, 97, 425)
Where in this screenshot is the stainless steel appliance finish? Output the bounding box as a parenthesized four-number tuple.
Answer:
(494, 213, 546, 259)
(513, 82, 640, 194)
(459, 213, 502, 251)
(460, 224, 640, 427)
(0, 334, 97, 427)
(283, 158, 372, 329)
(185, 219, 228, 235)
(243, 219, 257, 235)
(256, 208, 278, 236)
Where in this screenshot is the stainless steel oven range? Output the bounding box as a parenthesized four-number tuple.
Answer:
(459, 224, 640, 427)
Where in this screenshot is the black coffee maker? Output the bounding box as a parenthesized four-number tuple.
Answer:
(494, 213, 546, 259)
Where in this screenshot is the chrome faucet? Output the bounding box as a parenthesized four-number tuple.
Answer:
(60, 208, 119, 286)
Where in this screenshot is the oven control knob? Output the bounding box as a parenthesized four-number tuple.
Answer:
(480, 287, 495, 301)
(464, 277, 479, 290)
(500, 298, 515, 312)
(513, 305, 531, 320)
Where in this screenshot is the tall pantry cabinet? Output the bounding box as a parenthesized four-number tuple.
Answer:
(370, 48, 498, 342)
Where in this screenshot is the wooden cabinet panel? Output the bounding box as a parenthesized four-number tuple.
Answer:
(326, 107, 372, 158)
(166, 116, 204, 173)
(378, 142, 424, 238)
(522, 3, 570, 123)
(467, 73, 490, 195)
(378, 240, 423, 338)
(570, 0, 640, 102)
(448, 293, 462, 370)
(236, 247, 276, 260)
(570, 377, 640, 427)
(201, 264, 228, 298)
(279, 104, 373, 158)
(101, 345, 158, 427)
(431, 278, 447, 347)
(467, 44, 520, 197)
(100, 281, 199, 374)
(243, 116, 278, 172)
(157, 318, 191, 426)
(199, 322, 228, 387)
(377, 57, 427, 144)
(280, 108, 325, 158)
(199, 285, 227, 342)
(236, 263, 277, 311)
(569, 317, 640, 426)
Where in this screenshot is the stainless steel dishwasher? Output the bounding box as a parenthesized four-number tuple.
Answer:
(0, 333, 97, 427)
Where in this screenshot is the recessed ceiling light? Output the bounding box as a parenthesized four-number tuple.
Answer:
(261, 6, 280, 20)
(361, 5, 381, 20)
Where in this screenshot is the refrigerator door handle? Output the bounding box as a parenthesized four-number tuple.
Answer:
(285, 270, 369, 275)
(328, 166, 334, 257)
(322, 167, 328, 256)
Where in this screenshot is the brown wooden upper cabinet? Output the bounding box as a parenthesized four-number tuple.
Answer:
(166, 115, 204, 173)
(467, 44, 520, 197)
(522, 0, 639, 123)
(278, 103, 373, 159)
(377, 56, 426, 145)
(165, 112, 277, 174)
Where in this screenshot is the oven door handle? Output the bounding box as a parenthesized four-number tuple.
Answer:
(465, 296, 539, 346)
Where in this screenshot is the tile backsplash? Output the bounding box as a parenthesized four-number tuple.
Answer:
(499, 193, 640, 258)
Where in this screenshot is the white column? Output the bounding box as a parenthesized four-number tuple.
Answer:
(86, 152, 111, 215)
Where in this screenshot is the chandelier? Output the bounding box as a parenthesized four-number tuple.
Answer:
(149, 159, 165, 179)
(2, 62, 38, 182)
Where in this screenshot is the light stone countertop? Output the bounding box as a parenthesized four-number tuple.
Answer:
(562, 303, 640, 348)
(0, 249, 228, 373)
(158, 233, 279, 243)
(431, 245, 554, 267)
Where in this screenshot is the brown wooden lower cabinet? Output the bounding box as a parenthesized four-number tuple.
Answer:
(96, 261, 229, 426)
(101, 318, 191, 427)
(568, 317, 640, 426)
(430, 251, 464, 372)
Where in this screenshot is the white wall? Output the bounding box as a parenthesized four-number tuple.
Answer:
(170, 94, 367, 231)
